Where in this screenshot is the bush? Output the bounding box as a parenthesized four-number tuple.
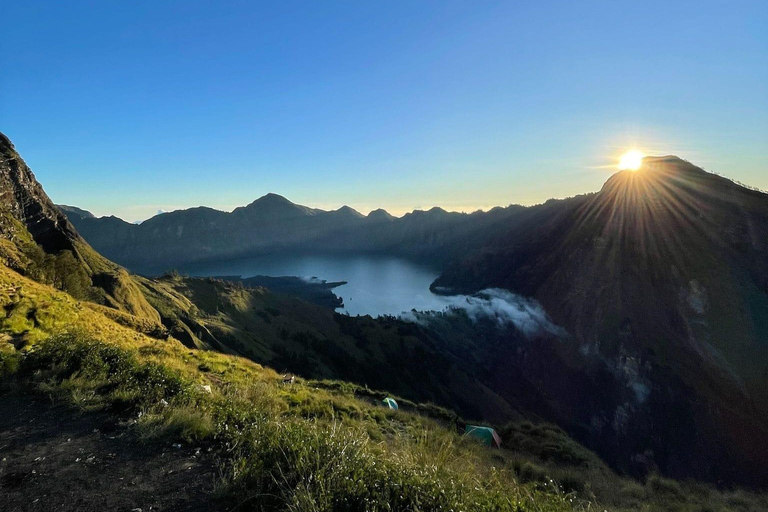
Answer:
(618, 481, 646, 501)
(646, 474, 684, 499)
(553, 469, 587, 495)
(22, 248, 94, 300)
(517, 461, 548, 484)
(19, 332, 192, 410)
(0, 348, 19, 377)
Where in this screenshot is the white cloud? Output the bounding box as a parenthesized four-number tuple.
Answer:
(400, 288, 566, 338)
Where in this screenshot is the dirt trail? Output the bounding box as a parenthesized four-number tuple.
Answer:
(0, 392, 220, 511)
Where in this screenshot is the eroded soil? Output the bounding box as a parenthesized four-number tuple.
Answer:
(0, 392, 221, 511)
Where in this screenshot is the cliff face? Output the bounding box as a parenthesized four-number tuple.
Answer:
(0, 133, 80, 254)
(0, 132, 161, 324)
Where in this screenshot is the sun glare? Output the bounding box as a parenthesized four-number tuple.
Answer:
(618, 150, 646, 171)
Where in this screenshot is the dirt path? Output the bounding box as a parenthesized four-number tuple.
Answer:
(0, 392, 221, 511)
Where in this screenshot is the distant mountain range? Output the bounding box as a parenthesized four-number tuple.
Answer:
(58, 192, 526, 273)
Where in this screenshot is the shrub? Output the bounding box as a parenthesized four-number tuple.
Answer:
(646, 474, 684, 499)
(553, 469, 587, 495)
(618, 480, 646, 501)
(21, 247, 94, 300)
(0, 348, 19, 377)
(517, 461, 548, 484)
(19, 332, 192, 410)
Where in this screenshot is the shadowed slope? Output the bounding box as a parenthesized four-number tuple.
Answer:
(433, 156, 768, 485)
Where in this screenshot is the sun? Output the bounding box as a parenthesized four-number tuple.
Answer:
(618, 150, 646, 171)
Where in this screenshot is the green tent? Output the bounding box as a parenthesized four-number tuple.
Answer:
(465, 425, 502, 448)
(382, 397, 399, 410)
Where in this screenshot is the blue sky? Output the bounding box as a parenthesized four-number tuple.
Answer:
(2, 1, 766, 221)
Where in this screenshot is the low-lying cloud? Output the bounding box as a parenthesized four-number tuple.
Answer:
(401, 288, 566, 338)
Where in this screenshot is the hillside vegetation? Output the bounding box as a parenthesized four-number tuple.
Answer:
(134, 273, 519, 422)
(0, 265, 577, 511)
(2, 264, 768, 511)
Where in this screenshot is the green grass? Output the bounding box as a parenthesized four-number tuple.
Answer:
(0, 207, 163, 324)
(5, 332, 582, 512)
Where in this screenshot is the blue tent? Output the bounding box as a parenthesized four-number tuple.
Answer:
(465, 425, 502, 448)
(382, 397, 399, 410)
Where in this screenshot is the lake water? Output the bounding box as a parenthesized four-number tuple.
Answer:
(172, 254, 457, 317)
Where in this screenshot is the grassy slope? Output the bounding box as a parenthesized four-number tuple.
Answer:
(1, 265, 767, 510)
(137, 274, 519, 424)
(0, 264, 576, 511)
(73, 238, 163, 323)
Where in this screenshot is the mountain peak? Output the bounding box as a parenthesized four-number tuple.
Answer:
(600, 155, 752, 200)
(235, 193, 318, 218)
(0, 133, 78, 253)
(0, 132, 162, 322)
(249, 193, 294, 206)
(332, 205, 364, 218)
(0, 132, 15, 152)
(367, 208, 395, 221)
(406, 206, 452, 218)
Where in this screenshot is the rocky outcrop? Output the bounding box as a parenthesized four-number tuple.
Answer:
(0, 132, 161, 325)
(57, 204, 96, 221)
(0, 133, 80, 254)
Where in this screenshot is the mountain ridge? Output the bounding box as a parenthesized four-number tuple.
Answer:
(0, 132, 162, 323)
(65, 156, 742, 275)
(61, 192, 526, 272)
(432, 155, 768, 485)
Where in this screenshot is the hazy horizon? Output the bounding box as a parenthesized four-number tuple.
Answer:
(56, 152, 768, 224)
(60, 189, 540, 223)
(3, 1, 767, 221)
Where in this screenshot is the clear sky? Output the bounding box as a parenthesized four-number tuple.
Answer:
(2, 1, 766, 221)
